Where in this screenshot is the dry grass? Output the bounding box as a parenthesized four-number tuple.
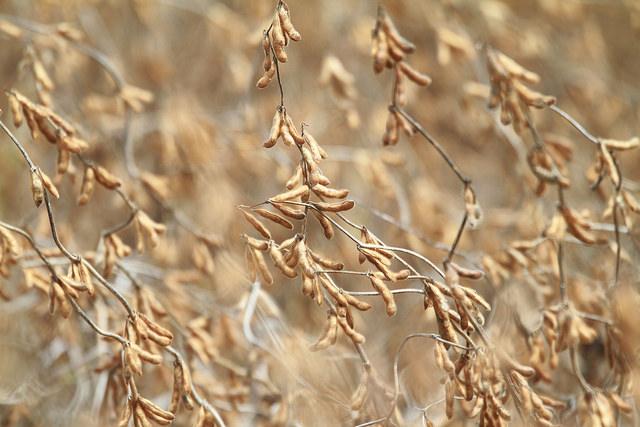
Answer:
(0, 1, 639, 426)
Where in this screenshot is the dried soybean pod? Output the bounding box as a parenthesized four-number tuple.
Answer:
(241, 209, 272, 239)
(271, 12, 287, 62)
(117, 399, 133, 427)
(308, 249, 343, 270)
(78, 166, 96, 205)
(278, 1, 301, 41)
(369, 273, 397, 316)
(264, 110, 282, 147)
(284, 114, 305, 145)
(39, 169, 59, 199)
(312, 184, 349, 199)
(312, 210, 334, 239)
(602, 136, 639, 151)
(464, 184, 483, 228)
(398, 61, 432, 86)
(9, 93, 23, 127)
(270, 184, 309, 202)
(243, 234, 269, 251)
(314, 200, 355, 212)
(262, 33, 272, 71)
(253, 208, 294, 229)
(599, 143, 620, 187)
(31, 169, 44, 207)
(269, 243, 297, 278)
(252, 248, 274, 285)
(271, 202, 306, 220)
(310, 312, 338, 351)
(286, 165, 303, 189)
(94, 165, 122, 189)
(257, 64, 276, 89)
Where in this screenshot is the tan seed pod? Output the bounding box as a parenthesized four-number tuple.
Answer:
(495, 51, 540, 84)
(608, 392, 632, 413)
(398, 61, 432, 86)
(314, 200, 355, 212)
(30, 169, 44, 207)
(310, 312, 338, 351)
(138, 397, 175, 425)
(53, 281, 72, 316)
(372, 31, 389, 74)
(312, 171, 331, 186)
(140, 172, 171, 202)
(8, 93, 23, 127)
(278, 1, 301, 41)
(622, 190, 640, 214)
(23, 105, 39, 140)
(284, 114, 305, 145)
(270, 184, 309, 202)
(463, 287, 491, 311)
(350, 373, 369, 410)
(241, 209, 272, 240)
(134, 404, 152, 427)
(383, 112, 399, 146)
(305, 132, 328, 160)
(32, 58, 54, 91)
(269, 243, 297, 278)
(308, 249, 343, 270)
(94, 165, 122, 189)
(139, 313, 173, 346)
(262, 34, 272, 70)
(245, 246, 257, 282)
(117, 399, 133, 427)
(271, 202, 306, 219)
(264, 110, 282, 147)
(319, 276, 348, 306)
(125, 345, 143, 376)
(312, 184, 349, 199)
(57, 276, 81, 298)
(257, 62, 276, 89)
(601, 136, 639, 151)
(464, 185, 483, 228)
(312, 209, 334, 239)
(336, 306, 365, 344)
(286, 165, 303, 190)
(243, 234, 269, 251)
(271, 12, 287, 62)
(599, 143, 620, 187)
(39, 169, 59, 199)
(252, 248, 274, 285)
(132, 343, 163, 365)
(295, 239, 315, 278)
(136, 211, 167, 249)
(58, 135, 89, 153)
(560, 206, 599, 244)
(381, 12, 416, 53)
(369, 273, 396, 316)
(345, 293, 372, 311)
(301, 273, 314, 296)
(108, 233, 132, 258)
(450, 262, 484, 280)
(56, 148, 70, 175)
(34, 115, 57, 143)
(387, 40, 406, 62)
(301, 145, 318, 172)
(168, 363, 183, 413)
(445, 380, 454, 419)
(253, 208, 294, 229)
(77, 166, 95, 205)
